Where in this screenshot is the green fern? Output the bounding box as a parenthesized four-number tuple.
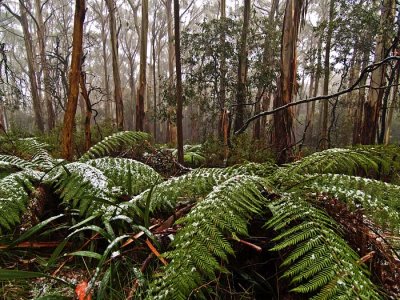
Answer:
(0, 154, 36, 171)
(128, 162, 275, 214)
(172, 145, 207, 166)
(0, 170, 44, 232)
(146, 175, 268, 299)
(266, 195, 382, 299)
(298, 174, 400, 233)
(86, 157, 162, 196)
(16, 138, 55, 170)
(79, 131, 149, 162)
(46, 162, 115, 216)
(276, 146, 399, 179)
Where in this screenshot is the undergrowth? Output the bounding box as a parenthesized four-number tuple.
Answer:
(0, 131, 399, 299)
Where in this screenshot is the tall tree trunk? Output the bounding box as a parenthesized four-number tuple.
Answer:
(384, 67, 399, 144)
(305, 65, 315, 144)
(128, 56, 136, 130)
(0, 104, 6, 132)
(360, 0, 395, 144)
(79, 72, 91, 151)
(19, 0, 44, 132)
(152, 7, 157, 141)
(352, 39, 371, 145)
(273, 0, 304, 163)
(320, 0, 335, 149)
(127, 1, 140, 130)
(233, 0, 250, 132)
(34, 0, 56, 131)
(105, 0, 124, 130)
(61, 0, 85, 160)
(253, 0, 279, 140)
(308, 37, 323, 146)
(218, 0, 227, 139)
(379, 61, 399, 143)
(174, 0, 183, 164)
(100, 15, 112, 121)
(164, 0, 177, 144)
(136, 0, 148, 132)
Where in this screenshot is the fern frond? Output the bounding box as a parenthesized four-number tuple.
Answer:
(79, 131, 149, 162)
(172, 145, 207, 166)
(0, 154, 36, 170)
(300, 174, 400, 233)
(0, 170, 44, 232)
(128, 162, 275, 214)
(266, 195, 382, 299)
(146, 176, 268, 300)
(86, 157, 162, 196)
(46, 162, 115, 216)
(16, 138, 55, 170)
(276, 146, 398, 179)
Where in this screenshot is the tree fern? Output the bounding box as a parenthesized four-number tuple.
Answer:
(79, 131, 149, 162)
(266, 195, 382, 299)
(86, 157, 162, 196)
(146, 176, 268, 299)
(0, 170, 44, 232)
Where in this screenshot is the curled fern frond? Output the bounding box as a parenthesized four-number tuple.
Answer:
(46, 162, 115, 216)
(147, 176, 268, 300)
(79, 131, 149, 162)
(0, 170, 44, 232)
(86, 157, 162, 196)
(301, 174, 400, 233)
(266, 195, 382, 299)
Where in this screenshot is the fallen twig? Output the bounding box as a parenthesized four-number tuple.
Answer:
(145, 238, 168, 266)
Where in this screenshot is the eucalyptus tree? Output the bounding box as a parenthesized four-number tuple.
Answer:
(162, 0, 177, 144)
(136, 0, 148, 132)
(105, 0, 124, 130)
(320, 0, 335, 149)
(120, 2, 139, 130)
(272, 0, 308, 163)
(2, 1, 45, 132)
(233, 0, 250, 132)
(34, 0, 56, 130)
(174, 0, 184, 164)
(61, 0, 86, 160)
(361, 0, 396, 144)
(253, 0, 280, 140)
(91, 0, 112, 121)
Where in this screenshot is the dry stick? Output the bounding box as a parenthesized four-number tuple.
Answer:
(122, 224, 159, 248)
(357, 251, 375, 264)
(145, 238, 168, 266)
(154, 203, 194, 233)
(230, 238, 262, 252)
(235, 56, 400, 135)
(0, 241, 67, 249)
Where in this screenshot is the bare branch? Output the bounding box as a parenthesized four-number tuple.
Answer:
(235, 56, 400, 135)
